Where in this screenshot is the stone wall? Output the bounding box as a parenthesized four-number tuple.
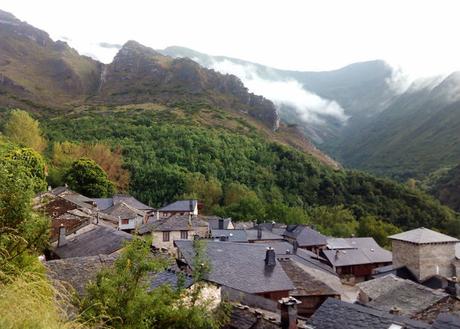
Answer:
(392, 240, 456, 281)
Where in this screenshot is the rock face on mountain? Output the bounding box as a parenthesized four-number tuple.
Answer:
(0, 12, 279, 130)
(95, 41, 279, 129)
(0, 10, 102, 106)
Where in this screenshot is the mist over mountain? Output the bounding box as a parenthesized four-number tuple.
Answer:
(161, 46, 460, 182)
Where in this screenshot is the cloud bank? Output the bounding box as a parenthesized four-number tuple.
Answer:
(210, 60, 348, 125)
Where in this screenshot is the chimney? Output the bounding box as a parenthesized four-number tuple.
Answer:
(58, 224, 67, 247)
(96, 212, 100, 224)
(446, 277, 458, 296)
(279, 297, 301, 329)
(265, 247, 276, 267)
(335, 250, 340, 259)
(257, 225, 262, 240)
(292, 240, 298, 255)
(47, 185, 52, 191)
(218, 218, 224, 230)
(156, 210, 159, 220)
(389, 306, 401, 315)
(189, 200, 194, 212)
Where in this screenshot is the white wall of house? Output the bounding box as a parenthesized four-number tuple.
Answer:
(118, 215, 144, 231)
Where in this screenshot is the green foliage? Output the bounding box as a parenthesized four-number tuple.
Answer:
(309, 206, 358, 238)
(182, 173, 222, 212)
(3, 109, 47, 153)
(3, 146, 47, 193)
(80, 238, 229, 329)
(65, 158, 115, 198)
(42, 106, 460, 236)
(357, 216, 401, 248)
(0, 154, 49, 277)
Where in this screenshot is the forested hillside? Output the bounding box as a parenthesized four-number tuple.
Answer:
(25, 103, 458, 237)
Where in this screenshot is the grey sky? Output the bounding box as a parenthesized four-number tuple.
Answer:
(2, 0, 460, 77)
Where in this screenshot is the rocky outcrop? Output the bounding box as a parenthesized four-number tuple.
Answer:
(96, 41, 279, 130)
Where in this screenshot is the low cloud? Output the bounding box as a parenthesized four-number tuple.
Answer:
(209, 59, 348, 125)
(98, 42, 122, 49)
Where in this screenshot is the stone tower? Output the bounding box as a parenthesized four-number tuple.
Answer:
(389, 228, 459, 281)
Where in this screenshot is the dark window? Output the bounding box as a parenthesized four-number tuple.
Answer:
(163, 231, 170, 242)
(121, 219, 129, 225)
(180, 231, 188, 239)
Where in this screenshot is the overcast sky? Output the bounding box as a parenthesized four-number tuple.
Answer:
(2, 0, 460, 77)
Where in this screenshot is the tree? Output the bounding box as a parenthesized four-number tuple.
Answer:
(182, 173, 222, 212)
(49, 142, 130, 191)
(4, 147, 47, 193)
(65, 158, 115, 197)
(0, 158, 49, 277)
(309, 205, 358, 237)
(80, 238, 229, 329)
(3, 109, 46, 153)
(357, 215, 401, 248)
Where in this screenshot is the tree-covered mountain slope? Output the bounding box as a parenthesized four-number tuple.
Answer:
(0, 9, 459, 237)
(0, 9, 342, 168)
(162, 46, 460, 183)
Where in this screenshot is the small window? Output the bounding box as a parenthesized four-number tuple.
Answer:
(121, 219, 129, 225)
(180, 231, 188, 239)
(163, 231, 170, 242)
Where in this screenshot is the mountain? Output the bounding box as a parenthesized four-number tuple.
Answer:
(0, 9, 340, 168)
(161, 46, 460, 181)
(1, 9, 459, 237)
(429, 163, 460, 212)
(160, 46, 398, 144)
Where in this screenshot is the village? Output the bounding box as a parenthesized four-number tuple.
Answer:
(36, 186, 460, 329)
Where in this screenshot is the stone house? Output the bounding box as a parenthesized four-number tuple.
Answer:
(157, 200, 199, 219)
(321, 237, 392, 283)
(150, 214, 209, 252)
(104, 202, 148, 232)
(389, 228, 459, 282)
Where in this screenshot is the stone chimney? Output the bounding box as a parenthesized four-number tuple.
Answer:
(389, 306, 401, 315)
(293, 240, 298, 255)
(265, 247, 276, 267)
(279, 297, 301, 329)
(218, 218, 224, 230)
(257, 225, 263, 240)
(58, 224, 67, 247)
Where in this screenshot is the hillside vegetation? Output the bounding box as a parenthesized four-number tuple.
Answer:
(34, 104, 460, 237)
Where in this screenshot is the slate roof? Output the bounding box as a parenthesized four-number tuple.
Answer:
(326, 238, 354, 249)
(210, 229, 248, 242)
(45, 254, 116, 295)
(357, 274, 448, 316)
(207, 217, 233, 230)
(322, 237, 392, 267)
(309, 298, 430, 329)
(153, 215, 209, 232)
(223, 307, 281, 329)
(104, 202, 146, 219)
(267, 241, 334, 274)
(278, 258, 342, 297)
(159, 200, 197, 212)
(93, 198, 113, 211)
(431, 313, 460, 329)
(149, 268, 193, 290)
(246, 229, 284, 241)
(174, 240, 294, 294)
(94, 195, 154, 211)
(389, 228, 459, 244)
(283, 225, 327, 247)
(53, 225, 132, 259)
